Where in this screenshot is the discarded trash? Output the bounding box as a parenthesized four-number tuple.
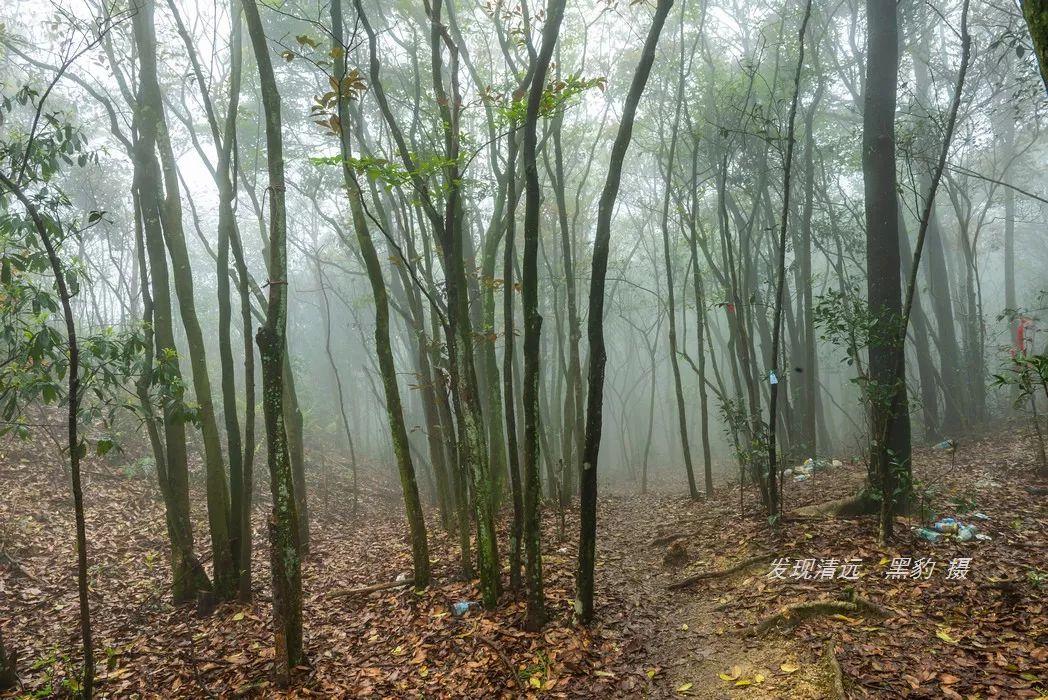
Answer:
(783, 468, 794, 477)
(395, 572, 410, 582)
(925, 518, 983, 543)
(914, 527, 942, 542)
(831, 459, 843, 468)
(971, 512, 990, 521)
(791, 457, 834, 481)
(452, 601, 478, 616)
(934, 518, 960, 534)
(934, 440, 957, 450)
(974, 533, 992, 542)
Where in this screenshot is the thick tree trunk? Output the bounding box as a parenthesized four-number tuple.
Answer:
(130, 3, 212, 605)
(0, 627, 15, 691)
(863, 0, 910, 541)
(283, 363, 309, 552)
(1021, 0, 1048, 94)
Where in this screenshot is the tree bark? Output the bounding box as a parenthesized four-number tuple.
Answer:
(521, 0, 568, 630)
(331, 0, 430, 589)
(577, 0, 673, 623)
(1021, 0, 1048, 94)
(0, 173, 94, 698)
(863, 0, 910, 541)
(133, 0, 236, 597)
(241, 0, 304, 683)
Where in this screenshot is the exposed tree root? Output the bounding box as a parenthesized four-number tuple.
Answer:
(792, 494, 877, 519)
(824, 639, 846, 699)
(0, 549, 43, 584)
(793, 489, 919, 519)
(328, 578, 414, 599)
(649, 531, 695, 548)
(667, 552, 777, 590)
(745, 596, 891, 636)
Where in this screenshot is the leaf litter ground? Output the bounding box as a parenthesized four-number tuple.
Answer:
(0, 423, 1045, 698)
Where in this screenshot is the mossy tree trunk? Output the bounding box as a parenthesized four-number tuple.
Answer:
(133, 0, 236, 598)
(241, 0, 304, 684)
(330, 0, 430, 588)
(131, 0, 214, 604)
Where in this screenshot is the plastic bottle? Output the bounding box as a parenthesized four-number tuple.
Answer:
(914, 527, 941, 542)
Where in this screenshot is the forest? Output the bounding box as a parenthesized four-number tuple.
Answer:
(0, 0, 1046, 697)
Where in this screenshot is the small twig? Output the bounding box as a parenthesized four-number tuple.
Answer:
(327, 578, 413, 599)
(476, 634, 523, 691)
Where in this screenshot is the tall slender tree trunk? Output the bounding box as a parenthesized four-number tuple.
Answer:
(331, 0, 430, 587)
(521, 0, 568, 629)
(550, 108, 584, 506)
(795, 81, 823, 459)
(767, 0, 812, 517)
(0, 174, 94, 698)
(315, 263, 359, 508)
(504, 124, 525, 592)
(133, 0, 236, 597)
(685, 141, 715, 495)
(213, 2, 251, 597)
(913, 16, 965, 434)
(577, 0, 673, 623)
(427, 0, 501, 608)
(241, 0, 304, 683)
(130, 3, 213, 605)
(660, 6, 700, 499)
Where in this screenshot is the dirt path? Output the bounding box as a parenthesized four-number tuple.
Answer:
(604, 427, 1048, 699)
(594, 490, 840, 699)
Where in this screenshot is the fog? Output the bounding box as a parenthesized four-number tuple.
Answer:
(1, 0, 1046, 692)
